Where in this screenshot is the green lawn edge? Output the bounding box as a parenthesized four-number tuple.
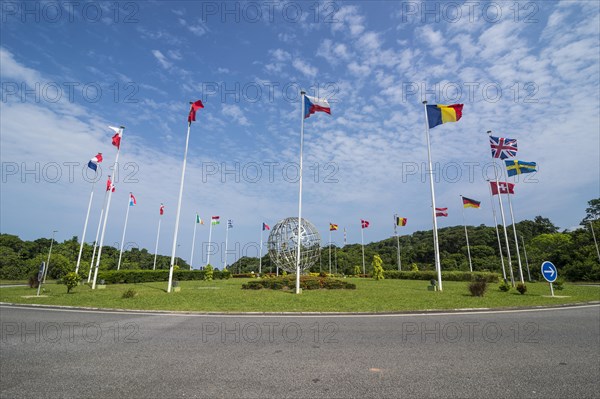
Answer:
(1, 278, 599, 313)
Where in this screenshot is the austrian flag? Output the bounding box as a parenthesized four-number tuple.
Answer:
(87, 153, 103, 171)
(435, 208, 448, 217)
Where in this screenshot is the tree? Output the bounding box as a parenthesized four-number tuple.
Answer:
(581, 198, 600, 224)
(372, 255, 384, 280)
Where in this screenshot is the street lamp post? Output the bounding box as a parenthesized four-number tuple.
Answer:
(42, 230, 57, 283)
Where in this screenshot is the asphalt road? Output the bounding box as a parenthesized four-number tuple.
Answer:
(1, 304, 599, 398)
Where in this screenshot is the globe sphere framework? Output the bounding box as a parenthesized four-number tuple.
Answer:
(267, 217, 321, 273)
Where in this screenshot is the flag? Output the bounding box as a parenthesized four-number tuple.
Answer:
(490, 136, 518, 159)
(490, 181, 515, 195)
(87, 153, 103, 171)
(196, 214, 204, 224)
(505, 160, 537, 177)
(396, 217, 407, 226)
(435, 207, 448, 217)
(462, 197, 481, 208)
(211, 216, 220, 225)
(227, 219, 233, 229)
(361, 220, 370, 229)
(109, 126, 122, 149)
(329, 223, 338, 231)
(262, 222, 270, 231)
(304, 95, 331, 118)
(129, 193, 136, 206)
(159, 204, 164, 215)
(106, 176, 115, 192)
(188, 100, 204, 123)
(426, 104, 463, 129)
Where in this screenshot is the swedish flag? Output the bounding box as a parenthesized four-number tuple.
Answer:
(505, 160, 537, 177)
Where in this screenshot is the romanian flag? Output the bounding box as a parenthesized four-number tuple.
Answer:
(505, 160, 537, 177)
(462, 197, 481, 209)
(396, 217, 407, 226)
(188, 100, 204, 123)
(329, 223, 338, 231)
(304, 95, 331, 118)
(426, 104, 463, 129)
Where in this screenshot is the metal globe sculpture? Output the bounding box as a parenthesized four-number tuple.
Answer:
(267, 217, 321, 273)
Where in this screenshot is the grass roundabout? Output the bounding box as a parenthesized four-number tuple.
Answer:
(1, 278, 599, 313)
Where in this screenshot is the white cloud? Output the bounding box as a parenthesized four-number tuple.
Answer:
(222, 104, 250, 126)
(292, 58, 317, 78)
(151, 50, 173, 69)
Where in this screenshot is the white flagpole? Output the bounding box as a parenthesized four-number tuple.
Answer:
(295, 91, 306, 294)
(259, 227, 263, 274)
(344, 227, 347, 246)
(153, 211, 162, 270)
(117, 193, 133, 270)
(361, 224, 366, 275)
(334, 245, 337, 274)
(75, 180, 96, 274)
(487, 180, 506, 281)
(506, 188, 524, 284)
(460, 196, 473, 272)
(521, 235, 531, 281)
(590, 221, 600, 263)
(207, 219, 214, 267)
(88, 189, 109, 282)
(423, 101, 443, 291)
(167, 108, 193, 293)
(487, 131, 515, 286)
(190, 214, 198, 270)
(394, 214, 402, 271)
(224, 220, 230, 270)
(93, 126, 124, 289)
(329, 228, 332, 274)
(42, 230, 57, 283)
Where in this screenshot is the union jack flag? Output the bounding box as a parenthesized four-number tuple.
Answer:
(490, 136, 518, 159)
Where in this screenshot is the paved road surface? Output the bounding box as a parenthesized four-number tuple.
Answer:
(1, 304, 599, 398)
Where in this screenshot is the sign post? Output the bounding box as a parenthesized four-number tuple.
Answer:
(541, 261, 558, 297)
(36, 262, 46, 297)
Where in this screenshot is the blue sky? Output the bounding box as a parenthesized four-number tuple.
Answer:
(1, 1, 599, 268)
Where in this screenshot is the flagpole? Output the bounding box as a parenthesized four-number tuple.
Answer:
(487, 131, 515, 287)
(460, 196, 473, 272)
(190, 214, 198, 270)
(487, 179, 506, 281)
(207, 220, 213, 267)
(521, 235, 531, 281)
(334, 245, 337, 274)
(423, 101, 443, 291)
(259, 227, 263, 274)
(295, 91, 306, 294)
(590, 221, 600, 263)
(361, 225, 365, 275)
(224, 220, 230, 270)
(505, 188, 525, 284)
(117, 193, 132, 270)
(153, 213, 162, 270)
(344, 227, 347, 247)
(329, 228, 332, 274)
(88, 189, 109, 282)
(75, 180, 96, 274)
(168, 108, 193, 293)
(93, 125, 124, 289)
(394, 214, 402, 271)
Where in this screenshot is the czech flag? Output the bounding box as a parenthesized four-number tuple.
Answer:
(361, 219, 370, 229)
(435, 207, 448, 217)
(87, 153, 102, 171)
(129, 193, 136, 206)
(426, 104, 463, 129)
(262, 222, 270, 231)
(109, 126, 122, 149)
(304, 95, 331, 119)
(188, 100, 204, 123)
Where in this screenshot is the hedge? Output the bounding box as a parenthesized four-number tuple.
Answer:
(242, 275, 356, 290)
(383, 270, 500, 283)
(96, 269, 230, 284)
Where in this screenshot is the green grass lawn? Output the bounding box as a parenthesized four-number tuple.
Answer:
(1, 278, 598, 312)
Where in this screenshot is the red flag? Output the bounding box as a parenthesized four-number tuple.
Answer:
(106, 176, 115, 192)
(490, 181, 515, 195)
(435, 208, 448, 217)
(188, 100, 204, 122)
(160, 204, 164, 215)
(361, 219, 370, 229)
(109, 126, 122, 149)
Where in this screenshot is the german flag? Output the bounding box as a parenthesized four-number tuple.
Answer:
(462, 197, 481, 209)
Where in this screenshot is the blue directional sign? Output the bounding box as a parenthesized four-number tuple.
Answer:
(541, 261, 558, 283)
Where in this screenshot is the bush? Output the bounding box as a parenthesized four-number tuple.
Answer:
(553, 279, 564, 290)
(352, 266, 361, 276)
(96, 269, 232, 284)
(468, 278, 488, 297)
(122, 289, 137, 298)
(221, 268, 232, 279)
(204, 265, 214, 281)
(384, 270, 499, 283)
(28, 275, 39, 288)
(242, 275, 356, 290)
(499, 280, 511, 292)
(516, 283, 527, 295)
(62, 272, 80, 293)
(372, 255, 384, 280)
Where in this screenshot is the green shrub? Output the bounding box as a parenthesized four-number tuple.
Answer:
(122, 289, 137, 298)
(241, 276, 355, 290)
(410, 263, 419, 272)
(499, 280, 511, 292)
(516, 283, 527, 295)
(62, 272, 80, 294)
(383, 270, 499, 283)
(204, 265, 214, 281)
(96, 269, 233, 284)
(553, 279, 564, 290)
(221, 268, 232, 279)
(468, 278, 488, 297)
(372, 255, 385, 280)
(353, 266, 361, 276)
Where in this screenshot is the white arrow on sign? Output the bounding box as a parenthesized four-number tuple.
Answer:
(544, 267, 555, 277)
